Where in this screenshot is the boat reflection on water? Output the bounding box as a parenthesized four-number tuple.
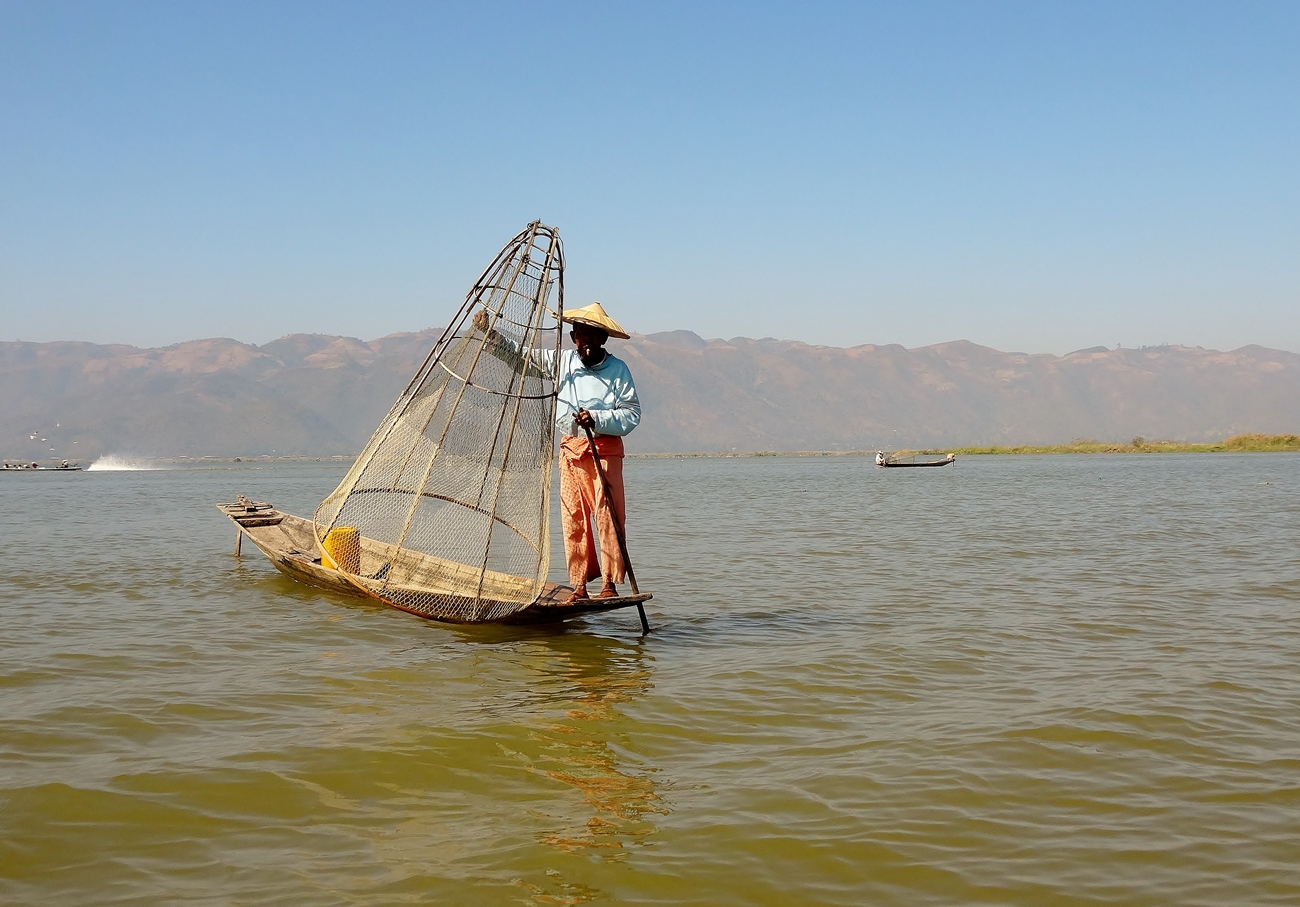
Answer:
(299, 621, 667, 904)
(505, 629, 667, 866)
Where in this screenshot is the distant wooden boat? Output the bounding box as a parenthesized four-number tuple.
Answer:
(876, 450, 956, 468)
(215, 222, 653, 628)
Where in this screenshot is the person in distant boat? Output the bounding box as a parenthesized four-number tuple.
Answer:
(474, 302, 641, 603)
(875, 450, 886, 466)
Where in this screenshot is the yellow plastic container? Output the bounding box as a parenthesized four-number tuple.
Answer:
(321, 526, 361, 574)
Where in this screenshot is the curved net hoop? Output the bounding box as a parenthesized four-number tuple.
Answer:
(314, 222, 563, 621)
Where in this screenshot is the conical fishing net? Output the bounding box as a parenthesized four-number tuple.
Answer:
(313, 222, 564, 621)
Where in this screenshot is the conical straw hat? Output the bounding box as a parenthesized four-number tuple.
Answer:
(561, 302, 629, 339)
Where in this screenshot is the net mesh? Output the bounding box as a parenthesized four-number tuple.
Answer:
(313, 222, 564, 621)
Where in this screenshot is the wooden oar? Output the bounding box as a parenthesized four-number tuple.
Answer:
(580, 421, 650, 633)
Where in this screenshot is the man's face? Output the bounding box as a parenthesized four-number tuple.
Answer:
(570, 323, 607, 364)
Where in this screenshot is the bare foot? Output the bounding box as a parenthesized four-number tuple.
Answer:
(596, 583, 618, 599)
(563, 585, 588, 604)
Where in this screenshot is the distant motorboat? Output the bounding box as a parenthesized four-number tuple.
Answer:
(875, 450, 956, 468)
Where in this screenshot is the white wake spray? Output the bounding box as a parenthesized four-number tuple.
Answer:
(87, 456, 161, 471)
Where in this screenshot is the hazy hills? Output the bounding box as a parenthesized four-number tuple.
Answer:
(3, 331, 1298, 460)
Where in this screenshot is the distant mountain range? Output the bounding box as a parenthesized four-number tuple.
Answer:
(3, 331, 1298, 459)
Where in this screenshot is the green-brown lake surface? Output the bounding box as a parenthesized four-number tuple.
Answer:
(2, 454, 1298, 905)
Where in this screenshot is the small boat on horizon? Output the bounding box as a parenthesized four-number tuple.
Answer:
(876, 450, 956, 468)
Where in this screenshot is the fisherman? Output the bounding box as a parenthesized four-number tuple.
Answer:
(474, 302, 641, 602)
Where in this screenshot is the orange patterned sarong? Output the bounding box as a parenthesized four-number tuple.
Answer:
(558, 434, 626, 588)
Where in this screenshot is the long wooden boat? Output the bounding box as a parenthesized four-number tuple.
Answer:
(217, 500, 651, 625)
(876, 452, 956, 468)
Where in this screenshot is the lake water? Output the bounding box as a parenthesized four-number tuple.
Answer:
(2, 453, 1298, 906)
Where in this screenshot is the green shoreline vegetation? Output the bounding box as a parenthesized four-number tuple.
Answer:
(634, 433, 1300, 458)
(947, 432, 1300, 456)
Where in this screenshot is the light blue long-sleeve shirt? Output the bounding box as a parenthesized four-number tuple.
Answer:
(552, 349, 641, 438)
(491, 336, 641, 437)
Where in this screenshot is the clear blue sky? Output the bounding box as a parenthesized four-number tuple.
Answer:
(3, 1, 1297, 354)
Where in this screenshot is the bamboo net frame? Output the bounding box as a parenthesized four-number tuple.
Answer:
(313, 222, 564, 621)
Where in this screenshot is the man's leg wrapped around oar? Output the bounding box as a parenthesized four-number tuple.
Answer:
(559, 434, 627, 599)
